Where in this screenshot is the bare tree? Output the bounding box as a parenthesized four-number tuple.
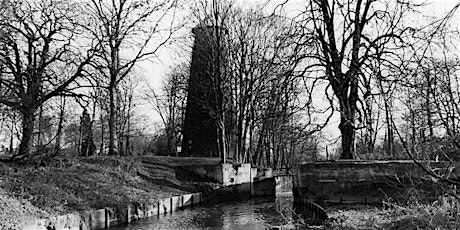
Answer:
(289, 0, 420, 159)
(116, 75, 141, 156)
(145, 64, 188, 156)
(226, 8, 309, 166)
(0, 0, 97, 158)
(186, 1, 312, 166)
(400, 55, 460, 159)
(389, 0, 460, 161)
(84, 0, 179, 155)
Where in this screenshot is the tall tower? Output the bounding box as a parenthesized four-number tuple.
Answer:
(181, 26, 219, 157)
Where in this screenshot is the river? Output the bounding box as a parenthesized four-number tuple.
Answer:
(110, 197, 296, 230)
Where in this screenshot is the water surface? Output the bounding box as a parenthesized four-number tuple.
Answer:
(110, 197, 293, 230)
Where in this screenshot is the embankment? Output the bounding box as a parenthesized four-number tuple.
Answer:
(0, 156, 220, 230)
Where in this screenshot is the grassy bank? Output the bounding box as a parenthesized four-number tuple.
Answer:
(0, 156, 216, 230)
(326, 197, 460, 229)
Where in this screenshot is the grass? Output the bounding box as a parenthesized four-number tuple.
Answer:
(0, 156, 216, 230)
(325, 196, 460, 230)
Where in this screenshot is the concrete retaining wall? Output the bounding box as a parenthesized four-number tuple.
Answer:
(294, 160, 459, 204)
(206, 182, 253, 203)
(252, 177, 275, 197)
(182, 163, 252, 186)
(23, 192, 202, 230)
(23, 163, 284, 229)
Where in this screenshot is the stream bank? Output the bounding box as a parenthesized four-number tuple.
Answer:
(0, 156, 220, 230)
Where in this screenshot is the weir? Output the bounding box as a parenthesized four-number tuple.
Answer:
(181, 162, 294, 199)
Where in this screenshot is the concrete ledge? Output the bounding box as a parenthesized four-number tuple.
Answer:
(23, 192, 203, 230)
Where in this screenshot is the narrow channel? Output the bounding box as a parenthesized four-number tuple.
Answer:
(110, 197, 294, 230)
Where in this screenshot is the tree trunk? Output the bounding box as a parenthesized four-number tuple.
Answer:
(410, 108, 416, 154)
(425, 72, 433, 139)
(338, 91, 357, 160)
(385, 106, 394, 157)
(37, 106, 43, 148)
(365, 97, 375, 154)
(99, 111, 104, 155)
(9, 114, 15, 155)
(166, 125, 173, 156)
(18, 108, 37, 156)
(108, 84, 118, 155)
(247, 119, 254, 165)
(54, 97, 66, 156)
(126, 114, 130, 156)
(217, 118, 227, 164)
(339, 120, 354, 159)
(254, 122, 265, 166)
(80, 108, 95, 157)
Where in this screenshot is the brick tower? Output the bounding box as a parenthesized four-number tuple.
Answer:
(181, 26, 219, 157)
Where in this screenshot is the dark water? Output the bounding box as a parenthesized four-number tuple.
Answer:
(110, 197, 295, 230)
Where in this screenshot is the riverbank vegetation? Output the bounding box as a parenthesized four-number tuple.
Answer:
(281, 195, 460, 229)
(0, 156, 213, 230)
(278, 178, 459, 229)
(327, 195, 459, 230)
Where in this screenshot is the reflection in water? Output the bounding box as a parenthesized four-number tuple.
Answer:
(110, 197, 294, 230)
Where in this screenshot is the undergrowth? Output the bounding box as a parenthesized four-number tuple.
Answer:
(327, 191, 460, 229)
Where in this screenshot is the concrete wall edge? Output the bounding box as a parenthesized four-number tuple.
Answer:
(22, 192, 203, 230)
